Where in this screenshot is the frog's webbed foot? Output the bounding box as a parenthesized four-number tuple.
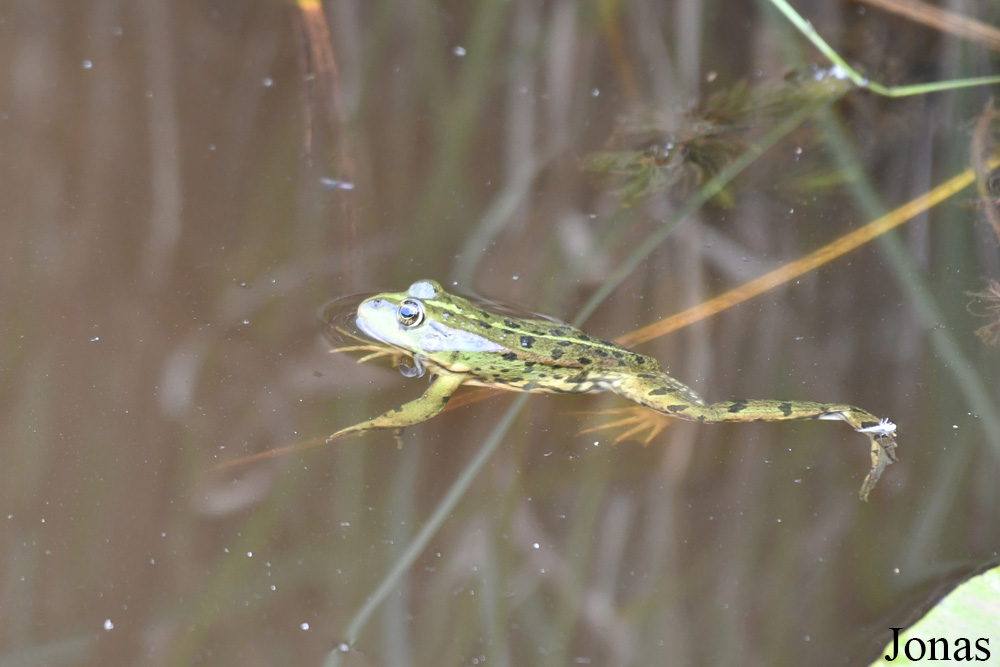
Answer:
(574, 406, 673, 445)
(856, 421, 898, 501)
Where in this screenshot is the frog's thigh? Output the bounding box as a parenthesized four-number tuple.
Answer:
(609, 372, 707, 417)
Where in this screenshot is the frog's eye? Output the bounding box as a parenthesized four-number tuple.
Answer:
(397, 298, 425, 327)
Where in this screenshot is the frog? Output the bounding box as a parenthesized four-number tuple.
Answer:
(328, 279, 898, 500)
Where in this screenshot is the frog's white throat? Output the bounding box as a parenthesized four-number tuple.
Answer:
(356, 300, 505, 354)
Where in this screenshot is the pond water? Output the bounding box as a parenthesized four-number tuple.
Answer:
(2, 1, 999, 665)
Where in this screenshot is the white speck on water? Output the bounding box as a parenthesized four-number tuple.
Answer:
(591, 88, 599, 97)
(320, 177, 355, 190)
(262, 77, 274, 87)
(82, 60, 93, 70)
(300, 622, 310, 631)
(247, 551, 252, 558)
(90, 337, 100, 342)
(453, 45, 466, 57)
(532, 542, 540, 549)
(103, 619, 114, 631)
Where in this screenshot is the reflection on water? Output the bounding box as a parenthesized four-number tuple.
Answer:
(2, 1, 999, 665)
(319, 292, 370, 347)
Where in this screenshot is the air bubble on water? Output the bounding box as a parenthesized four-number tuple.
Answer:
(453, 46, 466, 57)
(82, 60, 93, 70)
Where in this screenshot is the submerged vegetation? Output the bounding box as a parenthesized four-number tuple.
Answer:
(583, 69, 854, 206)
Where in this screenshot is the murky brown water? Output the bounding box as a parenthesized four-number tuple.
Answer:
(2, 1, 999, 665)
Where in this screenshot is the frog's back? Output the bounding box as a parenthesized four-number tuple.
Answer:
(457, 315, 661, 393)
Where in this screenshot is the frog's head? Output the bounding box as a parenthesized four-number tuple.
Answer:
(355, 279, 505, 361)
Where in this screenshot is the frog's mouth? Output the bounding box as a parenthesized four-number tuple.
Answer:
(356, 297, 506, 355)
(355, 298, 402, 348)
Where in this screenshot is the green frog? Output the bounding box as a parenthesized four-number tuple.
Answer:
(328, 279, 897, 500)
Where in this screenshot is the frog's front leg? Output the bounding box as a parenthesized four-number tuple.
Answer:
(327, 372, 466, 442)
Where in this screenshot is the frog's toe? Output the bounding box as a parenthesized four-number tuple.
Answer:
(574, 406, 673, 445)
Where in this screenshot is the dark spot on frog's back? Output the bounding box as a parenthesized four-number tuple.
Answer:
(504, 319, 518, 328)
(520, 335, 536, 348)
(778, 402, 793, 416)
(577, 357, 592, 365)
(648, 387, 671, 396)
(556, 340, 572, 347)
(550, 348, 563, 360)
(501, 352, 518, 362)
(728, 400, 749, 413)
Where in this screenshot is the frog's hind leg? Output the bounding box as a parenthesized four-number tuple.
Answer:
(609, 372, 898, 500)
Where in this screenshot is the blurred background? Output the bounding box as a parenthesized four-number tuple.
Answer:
(1, 0, 999, 665)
